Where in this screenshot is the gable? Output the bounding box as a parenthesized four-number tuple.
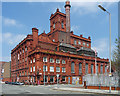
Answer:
(38, 33, 55, 44)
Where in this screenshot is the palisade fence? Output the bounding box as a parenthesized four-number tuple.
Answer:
(83, 73, 119, 87)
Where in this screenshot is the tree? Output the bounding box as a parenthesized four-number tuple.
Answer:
(112, 37, 120, 75)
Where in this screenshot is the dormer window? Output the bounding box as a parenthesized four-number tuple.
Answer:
(53, 23, 55, 29)
(61, 21, 64, 28)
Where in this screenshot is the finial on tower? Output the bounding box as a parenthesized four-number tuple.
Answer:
(65, 0, 71, 8)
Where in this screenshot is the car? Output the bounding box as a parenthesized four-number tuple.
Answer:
(19, 82, 24, 85)
(11, 82, 16, 85)
(14, 82, 24, 85)
(5, 81, 9, 84)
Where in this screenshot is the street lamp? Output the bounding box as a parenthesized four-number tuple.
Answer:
(43, 62, 45, 86)
(98, 5, 111, 93)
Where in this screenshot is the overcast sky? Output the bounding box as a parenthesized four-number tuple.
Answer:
(1, 0, 118, 62)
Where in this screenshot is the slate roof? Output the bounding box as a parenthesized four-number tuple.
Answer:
(59, 43, 76, 49)
(77, 47, 95, 53)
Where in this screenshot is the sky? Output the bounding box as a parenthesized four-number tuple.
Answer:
(0, 0, 119, 62)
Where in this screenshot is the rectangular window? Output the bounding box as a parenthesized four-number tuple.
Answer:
(53, 23, 55, 29)
(18, 54, 19, 60)
(79, 63, 82, 74)
(25, 47, 27, 52)
(62, 22, 64, 28)
(50, 76, 54, 82)
(56, 67, 60, 72)
(50, 66, 54, 72)
(62, 67, 66, 73)
(87, 43, 89, 47)
(85, 63, 88, 74)
(74, 40, 77, 45)
(78, 41, 81, 45)
(33, 58, 35, 63)
(62, 76, 66, 82)
(23, 49, 24, 53)
(101, 64, 103, 74)
(105, 65, 107, 73)
(30, 67, 32, 72)
(83, 42, 85, 46)
(20, 51, 21, 55)
(43, 65, 48, 72)
(33, 66, 35, 72)
(62, 60, 65, 64)
(91, 64, 94, 74)
(25, 57, 27, 62)
(30, 60, 32, 63)
(56, 59, 60, 63)
(50, 58, 54, 63)
(43, 57, 47, 62)
(71, 62, 75, 73)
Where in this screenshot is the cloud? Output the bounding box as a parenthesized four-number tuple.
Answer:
(2, 32, 26, 45)
(71, 2, 116, 15)
(92, 38, 109, 58)
(2, 17, 24, 27)
(3, 17, 17, 26)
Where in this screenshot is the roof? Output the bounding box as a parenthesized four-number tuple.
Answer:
(50, 8, 66, 20)
(77, 47, 95, 53)
(59, 43, 76, 49)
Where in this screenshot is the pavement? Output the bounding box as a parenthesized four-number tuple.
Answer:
(53, 87, 120, 95)
(25, 84, 120, 95)
(1, 82, 120, 95)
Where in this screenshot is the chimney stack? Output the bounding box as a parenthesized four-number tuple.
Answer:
(65, 0, 71, 44)
(32, 28, 38, 48)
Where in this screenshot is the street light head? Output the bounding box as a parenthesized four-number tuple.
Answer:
(98, 5, 106, 12)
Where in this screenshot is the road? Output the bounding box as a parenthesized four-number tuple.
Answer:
(1, 83, 116, 95)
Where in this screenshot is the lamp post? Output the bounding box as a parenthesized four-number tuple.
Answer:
(43, 62, 45, 86)
(98, 5, 111, 93)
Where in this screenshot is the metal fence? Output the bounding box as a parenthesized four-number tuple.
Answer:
(83, 73, 119, 87)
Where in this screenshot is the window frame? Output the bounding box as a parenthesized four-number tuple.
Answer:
(50, 66, 54, 72)
(62, 60, 66, 64)
(62, 67, 66, 73)
(56, 67, 60, 72)
(43, 57, 47, 62)
(56, 59, 60, 64)
(50, 58, 54, 63)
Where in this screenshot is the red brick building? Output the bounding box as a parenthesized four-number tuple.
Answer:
(11, 1, 109, 85)
(0, 61, 11, 82)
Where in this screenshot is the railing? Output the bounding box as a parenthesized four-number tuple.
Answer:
(83, 73, 119, 87)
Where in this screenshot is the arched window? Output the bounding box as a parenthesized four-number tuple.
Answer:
(71, 62, 75, 73)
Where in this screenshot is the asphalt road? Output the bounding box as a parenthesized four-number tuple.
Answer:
(1, 83, 116, 96)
